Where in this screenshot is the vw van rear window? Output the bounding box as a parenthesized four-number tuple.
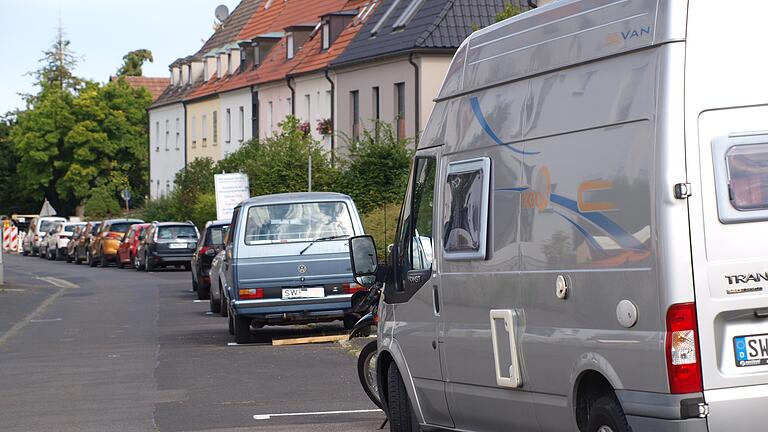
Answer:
(726, 144, 768, 211)
(243, 202, 354, 245)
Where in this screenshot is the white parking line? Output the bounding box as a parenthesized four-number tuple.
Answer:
(253, 409, 382, 420)
(36, 277, 79, 289)
(192, 300, 207, 303)
(30, 318, 62, 323)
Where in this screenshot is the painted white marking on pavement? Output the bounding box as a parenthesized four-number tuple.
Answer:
(192, 300, 207, 303)
(30, 318, 62, 323)
(253, 409, 382, 420)
(0, 277, 78, 347)
(0, 288, 26, 292)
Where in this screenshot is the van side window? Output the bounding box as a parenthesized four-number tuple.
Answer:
(443, 158, 491, 260)
(396, 157, 437, 290)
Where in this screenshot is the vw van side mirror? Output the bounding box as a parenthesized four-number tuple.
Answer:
(349, 235, 379, 288)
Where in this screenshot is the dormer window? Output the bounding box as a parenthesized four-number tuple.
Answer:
(216, 56, 222, 78)
(240, 47, 247, 71)
(253, 44, 260, 67)
(322, 21, 330, 50)
(186, 65, 192, 85)
(227, 53, 232, 75)
(287, 33, 295, 59)
(204, 62, 209, 82)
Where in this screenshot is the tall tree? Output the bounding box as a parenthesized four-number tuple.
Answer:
(28, 24, 81, 95)
(116, 49, 154, 77)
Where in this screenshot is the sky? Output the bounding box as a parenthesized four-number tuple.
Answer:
(0, 0, 238, 114)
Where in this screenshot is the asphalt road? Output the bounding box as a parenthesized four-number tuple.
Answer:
(0, 253, 383, 432)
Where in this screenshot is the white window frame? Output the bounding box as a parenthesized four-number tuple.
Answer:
(238, 106, 245, 141)
(165, 119, 169, 151)
(443, 157, 492, 261)
(225, 108, 232, 143)
(202, 114, 208, 147)
(175, 118, 180, 150)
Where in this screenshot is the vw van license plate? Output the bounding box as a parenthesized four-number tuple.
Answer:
(169, 243, 186, 249)
(282, 288, 325, 299)
(734, 334, 768, 367)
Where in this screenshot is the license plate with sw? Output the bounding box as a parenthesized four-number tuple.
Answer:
(169, 243, 187, 249)
(734, 334, 768, 367)
(282, 287, 325, 299)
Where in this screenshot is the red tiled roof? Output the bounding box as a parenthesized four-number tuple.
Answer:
(112, 76, 170, 102)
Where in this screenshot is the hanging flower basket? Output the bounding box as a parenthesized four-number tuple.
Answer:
(316, 118, 333, 136)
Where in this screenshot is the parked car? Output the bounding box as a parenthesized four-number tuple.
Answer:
(65, 225, 85, 263)
(28, 216, 67, 256)
(136, 221, 199, 272)
(222, 192, 366, 344)
(116, 223, 150, 269)
(191, 220, 230, 300)
(44, 222, 85, 260)
(72, 221, 101, 265)
(209, 249, 228, 316)
(89, 219, 143, 267)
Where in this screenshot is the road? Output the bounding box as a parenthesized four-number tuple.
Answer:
(0, 253, 383, 432)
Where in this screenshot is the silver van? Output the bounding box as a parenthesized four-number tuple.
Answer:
(223, 192, 366, 343)
(348, 1, 768, 431)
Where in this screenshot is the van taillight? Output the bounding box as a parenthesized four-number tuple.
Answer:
(666, 302, 703, 394)
(239, 288, 264, 300)
(343, 282, 363, 294)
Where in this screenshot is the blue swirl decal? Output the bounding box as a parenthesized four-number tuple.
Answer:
(470, 97, 540, 156)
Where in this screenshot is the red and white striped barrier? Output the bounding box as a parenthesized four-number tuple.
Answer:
(10, 226, 18, 253)
(17, 231, 25, 254)
(2, 225, 10, 251)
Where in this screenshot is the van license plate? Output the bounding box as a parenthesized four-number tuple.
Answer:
(282, 288, 325, 299)
(734, 334, 768, 367)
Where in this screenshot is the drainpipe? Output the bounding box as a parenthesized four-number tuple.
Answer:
(408, 52, 421, 146)
(286, 76, 296, 117)
(324, 68, 335, 166)
(147, 106, 152, 200)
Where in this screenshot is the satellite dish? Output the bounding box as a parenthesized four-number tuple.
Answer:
(215, 5, 230, 22)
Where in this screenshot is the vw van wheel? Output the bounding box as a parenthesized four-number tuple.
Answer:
(358, 340, 382, 410)
(586, 395, 631, 432)
(387, 363, 421, 432)
(233, 314, 251, 344)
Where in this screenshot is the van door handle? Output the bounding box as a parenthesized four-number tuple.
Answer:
(433, 286, 440, 315)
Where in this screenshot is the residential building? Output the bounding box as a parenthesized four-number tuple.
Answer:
(110, 76, 170, 102)
(330, 0, 526, 153)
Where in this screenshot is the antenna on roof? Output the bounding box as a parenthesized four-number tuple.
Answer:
(215, 5, 230, 22)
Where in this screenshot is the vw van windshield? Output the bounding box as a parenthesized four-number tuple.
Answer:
(243, 202, 355, 245)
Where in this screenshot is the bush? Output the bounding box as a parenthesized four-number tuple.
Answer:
(138, 192, 177, 223)
(361, 202, 401, 262)
(190, 193, 217, 230)
(84, 185, 122, 218)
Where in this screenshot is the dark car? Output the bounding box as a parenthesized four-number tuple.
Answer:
(191, 220, 229, 300)
(73, 221, 101, 265)
(137, 222, 199, 272)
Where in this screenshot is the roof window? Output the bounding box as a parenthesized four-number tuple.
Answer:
(370, 0, 401, 36)
(392, 0, 425, 30)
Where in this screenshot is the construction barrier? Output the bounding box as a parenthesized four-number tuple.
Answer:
(2, 224, 10, 251)
(10, 226, 18, 253)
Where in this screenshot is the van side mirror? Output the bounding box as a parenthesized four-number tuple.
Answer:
(349, 235, 379, 287)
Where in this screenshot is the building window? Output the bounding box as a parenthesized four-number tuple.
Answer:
(305, 94, 311, 122)
(322, 21, 330, 50)
(239, 106, 245, 141)
(216, 57, 222, 78)
(240, 48, 247, 71)
(225, 108, 231, 143)
(202, 114, 208, 147)
(395, 82, 406, 141)
(191, 115, 197, 147)
(165, 119, 169, 151)
(287, 33, 295, 59)
(392, 0, 426, 30)
(166, 180, 171, 194)
(253, 45, 260, 67)
(175, 118, 180, 150)
(268, 101, 274, 134)
(252, 91, 259, 139)
(227, 53, 232, 75)
(186, 65, 192, 85)
(204, 62, 209, 81)
(350, 90, 360, 142)
(372, 86, 380, 121)
(212, 111, 218, 146)
(155, 121, 160, 151)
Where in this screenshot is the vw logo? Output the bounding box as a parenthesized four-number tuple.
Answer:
(298, 264, 307, 274)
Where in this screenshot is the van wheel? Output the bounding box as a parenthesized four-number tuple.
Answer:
(387, 363, 421, 432)
(586, 395, 632, 432)
(233, 314, 251, 344)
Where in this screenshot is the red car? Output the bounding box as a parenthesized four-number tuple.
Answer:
(116, 223, 150, 269)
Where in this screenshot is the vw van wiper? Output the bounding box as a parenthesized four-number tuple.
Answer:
(299, 235, 350, 255)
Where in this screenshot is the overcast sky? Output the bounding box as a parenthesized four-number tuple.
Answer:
(0, 0, 238, 114)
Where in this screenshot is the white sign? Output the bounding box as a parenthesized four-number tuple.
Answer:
(214, 173, 250, 221)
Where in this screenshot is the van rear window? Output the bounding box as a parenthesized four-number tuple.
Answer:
(243, 202, 354, 245)
(727, 144, 768, 211)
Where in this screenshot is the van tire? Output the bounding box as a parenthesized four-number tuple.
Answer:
(586, 394, 632, 432)
(233, 314, 250, 344)
(386, 363, 421, 432)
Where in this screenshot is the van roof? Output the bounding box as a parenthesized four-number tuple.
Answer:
(239, 192, 353, 207)
(437, 0, 685, 100)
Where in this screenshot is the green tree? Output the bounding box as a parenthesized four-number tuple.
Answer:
(495, 3, 522, 22)
(174, 157, 217, 215)
(116, 49, 154, 77)
(83, 184, 122, 218)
